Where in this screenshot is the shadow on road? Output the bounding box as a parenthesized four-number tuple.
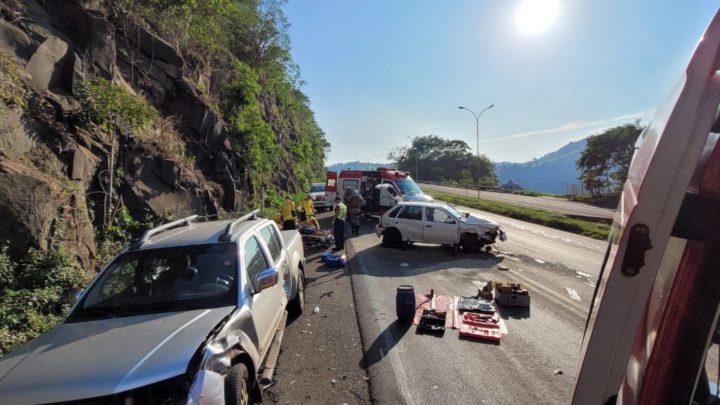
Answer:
(360, 319, 412, 368)
(496, 305, 531, 320)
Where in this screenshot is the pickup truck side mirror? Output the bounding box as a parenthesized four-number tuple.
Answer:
(254, 268, 278, 293)
(67, 287, 84, 305)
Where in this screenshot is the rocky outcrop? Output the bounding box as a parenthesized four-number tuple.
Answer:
(0, 0, 290, 272)
(0, 159, 95, 268)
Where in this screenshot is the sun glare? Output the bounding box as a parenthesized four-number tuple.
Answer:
(515, 0, 560, 35)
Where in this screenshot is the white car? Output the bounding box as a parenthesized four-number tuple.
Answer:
(308, 183, 332, 211)
(375, 202, 506, 253)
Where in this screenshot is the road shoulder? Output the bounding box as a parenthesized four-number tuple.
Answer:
(264, 247, 371, 404)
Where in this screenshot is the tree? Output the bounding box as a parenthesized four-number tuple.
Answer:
(389, 135, 497, 185)
(577, 122, 643, 196)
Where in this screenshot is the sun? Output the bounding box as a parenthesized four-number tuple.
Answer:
(515, 0, 560, 35)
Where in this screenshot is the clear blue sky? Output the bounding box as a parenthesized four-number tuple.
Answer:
(284, 1, 718, 164)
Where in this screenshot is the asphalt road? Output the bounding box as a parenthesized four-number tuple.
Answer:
(420, 183, 616, 221)
(346, 202, 607, 404)
(265, 215, 370, 404)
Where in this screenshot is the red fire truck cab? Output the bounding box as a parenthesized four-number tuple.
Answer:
(324, 168, 433, 214)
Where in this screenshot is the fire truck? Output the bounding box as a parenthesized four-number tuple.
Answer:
(324, 168, 433, 215)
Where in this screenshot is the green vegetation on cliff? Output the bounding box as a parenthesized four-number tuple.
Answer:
(114, 0, 329, 196)
(0, 0, 329, 355)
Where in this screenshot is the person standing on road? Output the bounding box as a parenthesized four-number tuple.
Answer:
(348, 189, 364, 236)
(343, 186, 353, 203)
(333, 196, 347, 251)
(301, 194, 315, 222)
(280, 195, 297, 230)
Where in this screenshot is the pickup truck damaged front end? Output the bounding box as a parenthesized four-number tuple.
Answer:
(186, 335, 238, 404)
(186, 305, 261, 404)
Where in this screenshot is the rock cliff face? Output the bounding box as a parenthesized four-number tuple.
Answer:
(0, 0, 322, 272)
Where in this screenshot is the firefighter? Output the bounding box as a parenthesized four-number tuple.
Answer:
(300, 194, 315, 222)
(333, 196, 347, 250)
(348, 189, 364, 236)
(280, 195, 297, 230)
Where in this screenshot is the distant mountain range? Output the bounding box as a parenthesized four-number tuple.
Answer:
(328, 139, 586, 194)
(495, 139, 586, 194)
(326, 161, 390, 172)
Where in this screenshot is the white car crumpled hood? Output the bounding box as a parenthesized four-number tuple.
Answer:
(461, 213, 499, 229)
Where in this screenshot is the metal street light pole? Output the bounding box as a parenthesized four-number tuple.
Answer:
(407, 136, 418, 181)
(459, 104, 494, 198)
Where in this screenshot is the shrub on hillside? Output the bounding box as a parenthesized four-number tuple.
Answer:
(0, 246, 84, 355)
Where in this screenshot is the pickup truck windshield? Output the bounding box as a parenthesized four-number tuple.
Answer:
(68, 243, 238, 321)
(395, 178, 422, 194)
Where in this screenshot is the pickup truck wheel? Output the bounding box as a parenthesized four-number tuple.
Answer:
(226, 363, 251, 405)
(288, 271, 305, 316)
(460, 236, 481, 254)
(382, 228, 402, 248)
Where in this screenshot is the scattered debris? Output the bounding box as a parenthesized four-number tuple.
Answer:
(290, 380, 296, 385)
(400, 262, 409, 267)
(331, 378, 336, 384)
(534, 258, 546, 264)
(313, 306, 320, 314)
(497, 265, 509, 271)
(362, 376, 370, 381)
(554, 369, 564, 375)
(418, 309, 447, 333)
(495, 282, 531, 307)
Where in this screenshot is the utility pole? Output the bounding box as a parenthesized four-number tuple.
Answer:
(459, 104, 494, 198)
(407, 136, 419, 180)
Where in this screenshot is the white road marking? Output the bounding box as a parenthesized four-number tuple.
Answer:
(566, 288, 582, 302)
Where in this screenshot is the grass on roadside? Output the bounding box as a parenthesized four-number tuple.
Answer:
(513, 190, 558, 197)
(426, 190, 610, 240)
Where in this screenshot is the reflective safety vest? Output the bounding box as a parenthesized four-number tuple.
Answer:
(302, 197, 314, 215)
(335, 202, 347, 220)
(281, 200, 296, 221)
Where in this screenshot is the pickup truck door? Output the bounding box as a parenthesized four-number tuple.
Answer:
(393, 205, 424, 241)
(242, 234, 283, 355)
(258, 224, 292, 302)
(423, 207, 459, 244)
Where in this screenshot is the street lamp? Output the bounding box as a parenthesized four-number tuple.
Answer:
(459, 104, 494, 198)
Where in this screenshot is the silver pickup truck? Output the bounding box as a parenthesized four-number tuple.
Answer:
(0, 210, 305, 404)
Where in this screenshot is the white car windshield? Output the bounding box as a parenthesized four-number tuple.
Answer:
(445, 205, 462, 219)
